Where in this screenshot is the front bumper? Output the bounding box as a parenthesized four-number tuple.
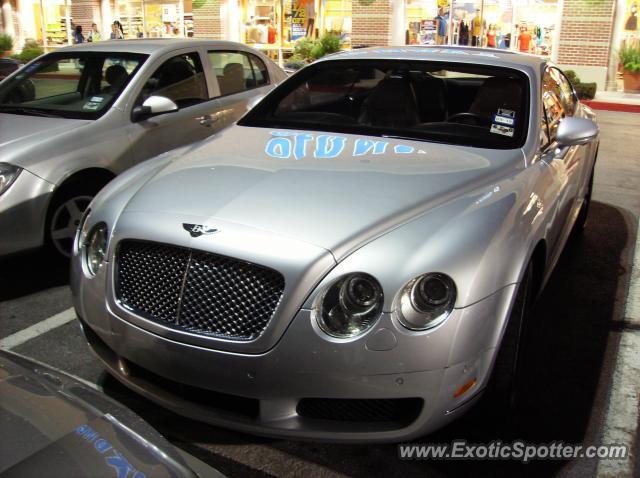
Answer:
(73, 255, 517, 442)
(0, 169, 53, 256)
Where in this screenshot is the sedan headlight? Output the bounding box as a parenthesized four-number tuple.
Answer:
(314, 273, 384, 338)
(396, 273, 456, 330)
(0, 163, 22, 196)
(85, 223, 108, 276)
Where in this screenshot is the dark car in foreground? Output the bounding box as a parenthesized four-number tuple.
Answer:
(0, 349, 222, 477)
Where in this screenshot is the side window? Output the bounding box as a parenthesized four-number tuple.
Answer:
(249, 54, 269, 87)
(542, 69, 566, 143)
(137, 52, 208, 108)
(208, 51, 263, 97)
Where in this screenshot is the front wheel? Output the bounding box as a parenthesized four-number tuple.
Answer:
(45, 185, 100, 258)
(573, 166, 595, 234)
(485, 263, 534, 412)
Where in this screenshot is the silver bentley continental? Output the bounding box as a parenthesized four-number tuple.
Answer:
(71, 47, 599, 442)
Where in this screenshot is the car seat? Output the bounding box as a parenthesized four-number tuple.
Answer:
(102, 64, 128, 94)
(359, 73, 421, 128)
(218, 63, 246, 96)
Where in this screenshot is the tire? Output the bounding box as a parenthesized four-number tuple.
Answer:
(485, 263, 534, 413)
(44, 183, 101, 259)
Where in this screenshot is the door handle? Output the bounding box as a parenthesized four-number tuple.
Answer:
(197, 114, 219, 127)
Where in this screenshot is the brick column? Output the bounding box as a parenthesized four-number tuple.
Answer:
(351, 0, 393, 47)
(555, 0, 616, 89)
(71, 0, 101, 32)
(193, 0, 223, 39)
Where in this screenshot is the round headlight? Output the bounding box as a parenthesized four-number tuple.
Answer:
(315, 273, 384, 338)
(85, 223, 108, 276)
(397, 273, 456, 330)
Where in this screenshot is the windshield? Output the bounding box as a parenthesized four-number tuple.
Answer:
(240, 60, 530, 149)
(0, 52, 147, 120)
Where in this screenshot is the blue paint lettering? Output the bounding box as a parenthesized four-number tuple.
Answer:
(314, 135, 346, 159)
(394, 144, 414, 154)
(106, 450, 136, 478)
(293, 133, 314, 160)
(353, 139, 388, 156)
(95, 438, 112, 454)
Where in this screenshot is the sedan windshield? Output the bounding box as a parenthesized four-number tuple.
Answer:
(240, 59, 530, 149)
(0, 52, 147, 120)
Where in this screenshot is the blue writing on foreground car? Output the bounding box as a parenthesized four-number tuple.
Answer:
(71, 47, 599, 442)
(0, 350, 223, 477)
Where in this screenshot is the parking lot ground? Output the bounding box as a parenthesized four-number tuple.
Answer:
(1, 110, 639, 477)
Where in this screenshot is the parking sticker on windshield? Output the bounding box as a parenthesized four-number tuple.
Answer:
(90, 96, 105, 103)
(493, 108, 516, 127)
(82, 101, 100, 111)
(490, 124, 515, 137)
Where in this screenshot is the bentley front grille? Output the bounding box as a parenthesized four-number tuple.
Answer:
(115, 240, 285, 341)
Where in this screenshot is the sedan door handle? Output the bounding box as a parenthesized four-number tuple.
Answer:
(197, 114, 219, 127)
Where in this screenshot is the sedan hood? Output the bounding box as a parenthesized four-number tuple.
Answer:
(0, 113, 90, 168)
(0, 350, 217, 477)
(124, 126, 522, 259)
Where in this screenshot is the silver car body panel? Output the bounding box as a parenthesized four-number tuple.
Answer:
(0, 39, 287, 256)
(71, 47, 599, 441)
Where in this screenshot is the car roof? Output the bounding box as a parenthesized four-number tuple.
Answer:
(321, 45, 547, 71)
(55, 38, 253, 56)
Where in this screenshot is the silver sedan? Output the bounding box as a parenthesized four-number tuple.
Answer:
(72, 47, 599, 442)
(0, 39, 286, 257)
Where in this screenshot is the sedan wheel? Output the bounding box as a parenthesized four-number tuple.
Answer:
(485, 263, 534, 412)
(49, 195, 93, 258)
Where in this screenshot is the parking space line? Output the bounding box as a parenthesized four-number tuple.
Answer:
(597, 218, 640, 478)
(0, 307, 76, 350)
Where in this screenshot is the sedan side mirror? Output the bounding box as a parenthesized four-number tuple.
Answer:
(132, 95, 178, 122)
(556, 117, 598, 147)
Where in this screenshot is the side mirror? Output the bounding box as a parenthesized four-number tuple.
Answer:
(132, 95, 178, 122)
(246, 94, 265, 112)
(556, 117, 598, 147)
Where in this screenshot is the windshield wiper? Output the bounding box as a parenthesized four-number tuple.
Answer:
(0, 105, 60, 118)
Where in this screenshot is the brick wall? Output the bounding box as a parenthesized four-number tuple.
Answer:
(71, 0, 101, 33)
(351, 0, 393, 47)
(556, 0, 615, 68)
(193, 0, 223, 39)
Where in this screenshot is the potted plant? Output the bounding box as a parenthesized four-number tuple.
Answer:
(619, 43, 640, 93)
(0, 34, 13, 58)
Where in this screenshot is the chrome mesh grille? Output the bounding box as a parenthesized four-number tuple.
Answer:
(115, 240, 285, 341)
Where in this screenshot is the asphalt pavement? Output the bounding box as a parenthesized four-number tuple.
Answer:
(1, 110, 639, 477)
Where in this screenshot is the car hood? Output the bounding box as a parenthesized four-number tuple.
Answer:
(0, 113, 90, 169)
(0, 350, 218, 478)
(124, 126, 522, 259)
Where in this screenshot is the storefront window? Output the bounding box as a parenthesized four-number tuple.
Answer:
(406, 0, 439, 45)
(450, 0, 482, 46)
(512, 0, 557, 56)
(115, 0, 187, 39)
(321, 0, 351, 46)
(31, 0, 72, 48)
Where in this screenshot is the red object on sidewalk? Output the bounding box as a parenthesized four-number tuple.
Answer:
(582, 99, 640, 113)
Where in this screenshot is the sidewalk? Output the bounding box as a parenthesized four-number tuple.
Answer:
(583, 91, 640, 113)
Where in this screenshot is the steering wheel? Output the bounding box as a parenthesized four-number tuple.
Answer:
(446, 112, 487, 126)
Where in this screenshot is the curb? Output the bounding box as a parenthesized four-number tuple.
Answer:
(582, 100, 640, 113)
